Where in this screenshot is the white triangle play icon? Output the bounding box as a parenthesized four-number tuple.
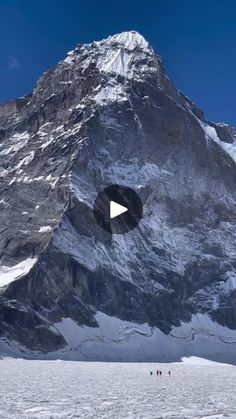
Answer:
(110, 200, 128, 219)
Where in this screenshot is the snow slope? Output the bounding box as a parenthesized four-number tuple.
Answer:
(46, 312, 236, 363)
(0, 258, 37, 288)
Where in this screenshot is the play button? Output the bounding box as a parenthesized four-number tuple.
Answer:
(110, 201, 128, 219)
(93, 185, 143, 234)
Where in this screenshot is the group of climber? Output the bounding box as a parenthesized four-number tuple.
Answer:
(150, 370, 171, 376)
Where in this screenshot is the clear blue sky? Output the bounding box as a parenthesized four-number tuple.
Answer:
(1, 0, 236, 125)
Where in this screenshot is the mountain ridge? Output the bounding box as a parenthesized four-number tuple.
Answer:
(0, 31, 236, 362)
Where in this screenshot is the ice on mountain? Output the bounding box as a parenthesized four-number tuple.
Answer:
(15, 150, 35, 170)
(0, 258, 37, 288)
(64, 50, 75, 64)
(49, 311, 236, 363)
(200, 120, 236, 163)
(98, 48, 132, 76)
(0, 132, 29, 156)
(106, 31, 150, 52)
(223, 271, 236, 293)
(38, 226, 52, 233)
(94, 83, 127, 104)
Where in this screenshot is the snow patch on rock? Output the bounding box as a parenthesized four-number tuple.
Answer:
(0, 132, 29, 156)
(38, 226, 52, 233)
(0, 258, 37, 288)
(200, 120, 236, 163)
(223, 271, 236, 293)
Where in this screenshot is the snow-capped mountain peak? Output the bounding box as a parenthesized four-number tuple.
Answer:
(0, 32, 236, 363)
(63, 30, 155, 83)
(104, 30, 151, 51)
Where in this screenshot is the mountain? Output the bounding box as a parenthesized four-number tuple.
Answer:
(0, 31, 236, 362)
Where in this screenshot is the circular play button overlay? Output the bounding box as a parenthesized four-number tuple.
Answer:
(93, 185, 143, 234)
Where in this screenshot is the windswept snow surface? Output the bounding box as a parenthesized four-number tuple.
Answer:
(0, 359, 235, 419)
(0, 258, 37, 287)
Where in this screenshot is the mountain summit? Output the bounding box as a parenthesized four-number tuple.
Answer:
(0, 32, 236, 362)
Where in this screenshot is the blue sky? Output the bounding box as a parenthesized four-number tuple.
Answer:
(1, 0, 236, 125)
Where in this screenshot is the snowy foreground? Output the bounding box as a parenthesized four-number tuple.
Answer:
(0, 358, 235, 418)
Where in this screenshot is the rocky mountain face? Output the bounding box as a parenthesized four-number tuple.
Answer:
(0, 31, 236, 361)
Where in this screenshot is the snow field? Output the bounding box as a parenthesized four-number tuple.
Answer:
(0, 358, 235, 419)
